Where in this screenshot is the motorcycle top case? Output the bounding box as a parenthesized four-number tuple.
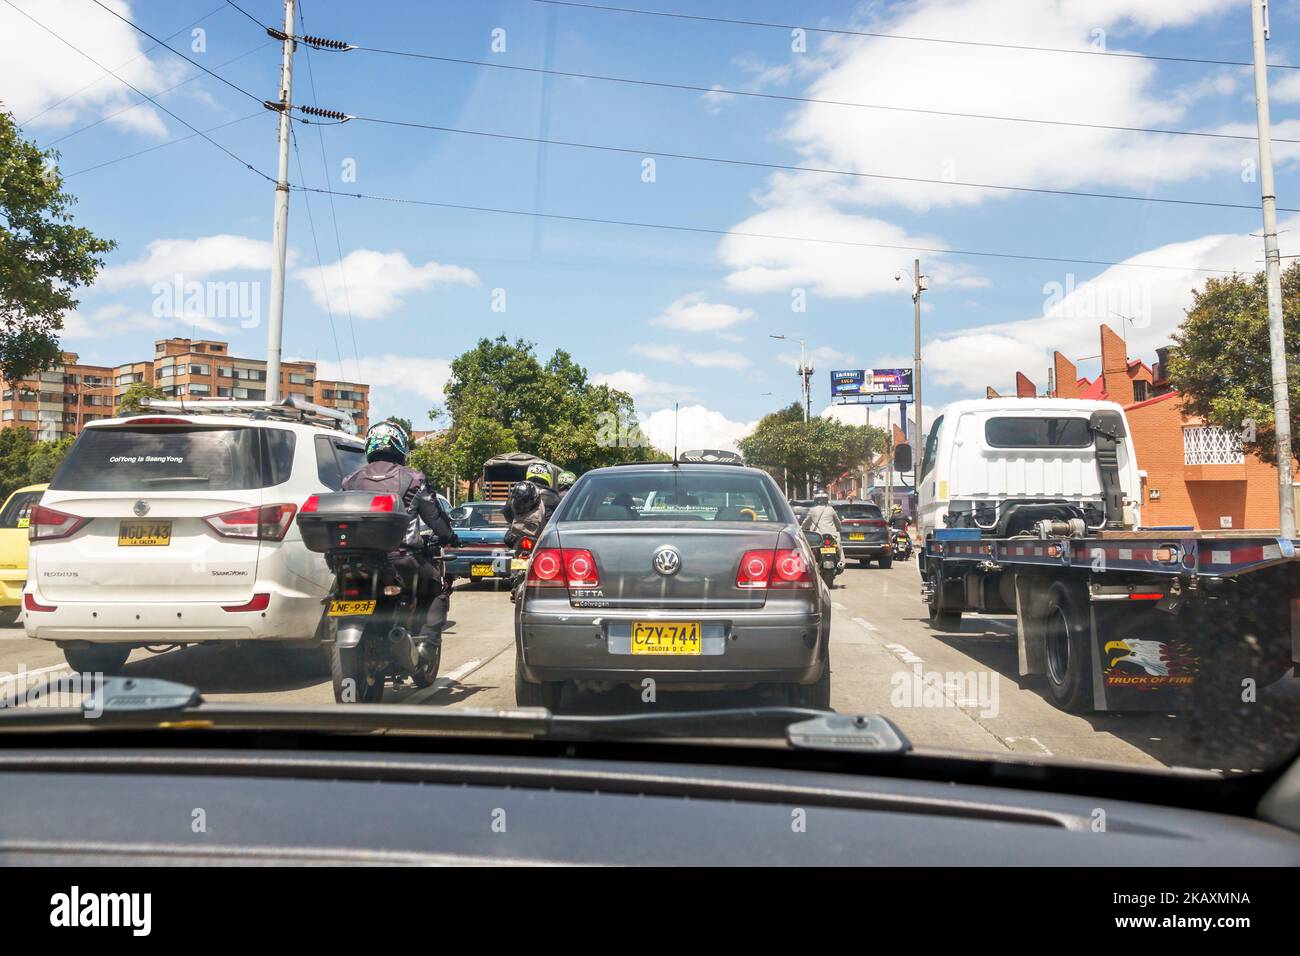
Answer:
(297, 491, 411, 553)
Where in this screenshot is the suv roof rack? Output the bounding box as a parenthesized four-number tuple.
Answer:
(676, 448, 744, 465)
(133, 395, 358, 434)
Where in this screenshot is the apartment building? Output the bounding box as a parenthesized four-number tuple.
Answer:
(1, 339, 370, 439)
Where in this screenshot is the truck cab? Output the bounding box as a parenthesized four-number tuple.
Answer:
(917, 398, 1142, 547)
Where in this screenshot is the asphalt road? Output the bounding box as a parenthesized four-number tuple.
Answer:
(2, 560, 1296, 773)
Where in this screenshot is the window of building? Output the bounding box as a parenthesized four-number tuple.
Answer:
(1133, 380, 1149, 403)
(1183, 426, 1245, 466)
(2, 410, 11, 421)
(19, 410, 36, 421)
(190, 364, 210, 376)
(189, 383, 211, 395)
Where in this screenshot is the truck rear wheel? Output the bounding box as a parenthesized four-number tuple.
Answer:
(1043, 581, 1092, 713)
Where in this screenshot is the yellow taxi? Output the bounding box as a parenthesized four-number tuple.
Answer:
(0, 483, 47, 626)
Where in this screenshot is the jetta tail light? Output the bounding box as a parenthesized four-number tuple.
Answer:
(736, 549, 813, 589)
(526, 548, 599, 588)
(28, 505, 89, 542)
(205, 503, 298, 541)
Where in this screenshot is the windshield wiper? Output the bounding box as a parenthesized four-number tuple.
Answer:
(0, 677, 911, 753)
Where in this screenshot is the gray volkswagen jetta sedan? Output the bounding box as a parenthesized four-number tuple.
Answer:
(513, 460, 831, 710)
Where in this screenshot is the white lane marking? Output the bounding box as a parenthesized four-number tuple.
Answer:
(883, 642, 923, 665)
(832, 601, 847, 611)
(851, 616, 877, 632)
(1005, 735, 1055, 756)
(432, 657, 483, 691)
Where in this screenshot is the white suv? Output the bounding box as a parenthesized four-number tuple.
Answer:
(24, 404, 366, 673)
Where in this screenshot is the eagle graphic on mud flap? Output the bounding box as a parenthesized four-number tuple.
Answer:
(1103, 638, 1199, 689)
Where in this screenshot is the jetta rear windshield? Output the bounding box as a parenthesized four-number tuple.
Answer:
(564, 471, 783, 521)
(50, 426, 277, 491)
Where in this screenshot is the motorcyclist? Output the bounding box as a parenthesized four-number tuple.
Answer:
(525, 462, 561, 519)
(503, 480, 546, 602)
(801, 490, 844, 570)
(556, 470, 577, 500)
(341, 420, 457, 670)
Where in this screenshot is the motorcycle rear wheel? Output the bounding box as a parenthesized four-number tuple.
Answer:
(331, 640, 386, 704)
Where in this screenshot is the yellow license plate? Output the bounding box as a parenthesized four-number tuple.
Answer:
(471, 563, 494, 577)
(848, 533, 865, 541)
(118, 520, 171, 547)
(631, 621, 701, 656)
(820, 546, 838, 554)
(328, 599, 376, 616)
(510, 557, 529, 572)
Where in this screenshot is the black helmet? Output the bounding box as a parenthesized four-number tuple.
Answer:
(509, 480, 540, 511)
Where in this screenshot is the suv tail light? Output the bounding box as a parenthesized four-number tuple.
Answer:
(24, 593, 56, 612)
(526, 548, 599, 588)
(736, 548, 813, 589)
(28, 505, 89, 542)
(222, 593, 270, 612)
(205, 503, 298, 541)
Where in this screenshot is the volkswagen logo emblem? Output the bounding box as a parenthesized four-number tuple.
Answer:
(133, 500, 150, 517)
(652, 545, 681, 576)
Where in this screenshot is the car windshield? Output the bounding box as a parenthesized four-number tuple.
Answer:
(7, 0, 1300, 801)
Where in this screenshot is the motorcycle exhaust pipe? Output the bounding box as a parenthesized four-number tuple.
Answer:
(387, 626, 420, 672)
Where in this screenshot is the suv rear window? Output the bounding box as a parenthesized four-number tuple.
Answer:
(315, 436, 367, 491)
(834, 503, 882, 519)
(985, 417, 1091, 448)
(565, 471, 783, 522)
(50, 426, 292, 492)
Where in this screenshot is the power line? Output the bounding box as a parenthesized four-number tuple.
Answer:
(223, 0, 266, 30)
(87, 0, 265, 106)
(289, 123, 346, 374)
(288, 181, 1242, 275)
(298, 0, 361, 383)
(346, 43, 1299, 146)
(41, 40, 273, 149)
(18, 1, 229, 127)
(63, 111, 267, 177)
(532, 0, 1300, 72)
(4, 0, 276, 183)
(349, 113, 1290, 214)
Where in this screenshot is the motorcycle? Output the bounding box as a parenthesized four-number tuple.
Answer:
(891, 528, 914, 561)
(298, 491, 449, 704)
(507, 535, 535, 603)
(817, 534, 843, 588)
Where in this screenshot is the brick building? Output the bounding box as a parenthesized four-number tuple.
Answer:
(990, 323, 1287, 531)
(1, 338, 370, 440)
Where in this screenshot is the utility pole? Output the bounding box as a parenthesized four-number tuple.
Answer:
(885, 405, 893, 517)
(1251, 0, 1297, 538)
(265, 0, 297, 404)
(912, 258, 927, 476)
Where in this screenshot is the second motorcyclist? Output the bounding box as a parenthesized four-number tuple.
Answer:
(801, 489, 845, 571)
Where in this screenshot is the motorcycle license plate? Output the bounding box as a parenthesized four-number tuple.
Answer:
(848, 533, 865, 541)
(328, 599, 376, 616)
(471, 563, 494, 577)
(820, 546, 838, 554)
(631, 621, 701, 656)
(510, 557, 529, 572)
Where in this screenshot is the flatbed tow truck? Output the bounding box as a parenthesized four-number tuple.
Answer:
(917, 399, 1299, 714)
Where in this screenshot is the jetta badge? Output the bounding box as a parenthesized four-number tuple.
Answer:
(652, 545, 681, 576)
(133, 500, 150, 517)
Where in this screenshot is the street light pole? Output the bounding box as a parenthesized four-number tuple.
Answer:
(1250, 0, 1297, 538)
(912, 259, 927, 476)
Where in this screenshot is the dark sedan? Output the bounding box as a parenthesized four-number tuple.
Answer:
(444, 501, 512, 585)
(514, 463, 831, 710)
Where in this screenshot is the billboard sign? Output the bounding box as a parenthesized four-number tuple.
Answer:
(830, 368, 913, 397)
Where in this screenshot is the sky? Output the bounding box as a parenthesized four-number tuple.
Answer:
(7, 0, 1300, 451)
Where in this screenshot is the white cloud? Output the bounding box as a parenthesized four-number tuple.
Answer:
(591, 370, 698, 411)
(1, 0, 176, 136)
(97, 235, 282, 289)
(305, 354, 453, 427)
(778, 345, 855, 369)
(294, 250, 479, 321)
(721, 204, 984, 297)
(650, 293, 756, 332)
(640, 404, 758, 454)
(630, 343, 750, 371)
(921, 218, 1291, 394)
(61, 302, 225, 340)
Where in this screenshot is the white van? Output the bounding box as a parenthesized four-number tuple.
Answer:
(916, 398, 1141, 544)
(24, 401, 366, 673)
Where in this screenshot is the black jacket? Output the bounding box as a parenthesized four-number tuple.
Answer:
(342, 460, 455, 546)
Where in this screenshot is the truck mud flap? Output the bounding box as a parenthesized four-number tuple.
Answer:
(1088, 597, 1198, 712)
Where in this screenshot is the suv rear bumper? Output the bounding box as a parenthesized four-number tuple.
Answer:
(517, 604, 825, 685)
(22, 586, 325, 645)
(842, 541, 890, 558)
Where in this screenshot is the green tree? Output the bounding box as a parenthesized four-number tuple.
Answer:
(1165, 263, 1300, 464)
(0, 111, 116, 384)
(115, 382, 166, 415)
(385, 416, 413, 437)
(739, 402, 883, 494)
(0, 427, 74, 499)
(434, 336, 665, 494)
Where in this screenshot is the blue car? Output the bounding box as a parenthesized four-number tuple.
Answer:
(444, 501, 512, 585)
